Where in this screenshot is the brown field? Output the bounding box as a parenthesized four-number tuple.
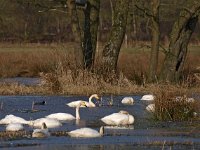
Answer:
(0, 43, 200, 96)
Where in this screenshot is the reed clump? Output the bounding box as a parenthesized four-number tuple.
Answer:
(153, 88, 199, 121)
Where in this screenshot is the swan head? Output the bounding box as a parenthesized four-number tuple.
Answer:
(90, 94, 100, 100)
(42, 122, 47, 129)
(99, 126, 104, 136)
(79, 101, 87, 107)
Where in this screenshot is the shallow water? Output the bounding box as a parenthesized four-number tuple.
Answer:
(0, 95, 199, 150)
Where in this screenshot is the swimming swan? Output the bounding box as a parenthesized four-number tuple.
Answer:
(6, 123, 24, 131)
(32, 122, 50, 138)
(68, 126, 104, 138)
(66, 94, 100, 107)
(101, 111, 134, 126)
(0, 114, 29, 125)
(141, 94, 155, 101)
(46, 101, 87, 121)
(146, 104, 155, 112)
(121, 97, 134, 105)
(29, 118, 62, 128)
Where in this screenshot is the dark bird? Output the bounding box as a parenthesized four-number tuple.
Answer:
(34, 101, 46, 105)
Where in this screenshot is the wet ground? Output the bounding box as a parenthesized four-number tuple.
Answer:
(0, 78, 199, 150)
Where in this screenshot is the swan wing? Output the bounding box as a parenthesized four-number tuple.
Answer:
(101, 113, 129, 125)
(66, 101, 88, 107)
(30, 118, 62, 128)
(46, 113, 75, 121)
(6, 123, 24, 131)
(68, 128, 100, 138)
(141, 95, 154, 101)
(121, 97, 134, 104)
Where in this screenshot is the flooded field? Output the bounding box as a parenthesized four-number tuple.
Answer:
(0, 78, 199, 150)
(0, 95, 199, 150)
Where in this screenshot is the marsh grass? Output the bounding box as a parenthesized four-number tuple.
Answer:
(153, 88, 200, 121)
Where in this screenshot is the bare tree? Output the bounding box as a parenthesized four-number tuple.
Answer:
(101, 0, 130, 75)
(160, 0, 200, 82)
(149, 0, 160, 82)
(67, 0, 84, 69)
(83, 0, 100, 69)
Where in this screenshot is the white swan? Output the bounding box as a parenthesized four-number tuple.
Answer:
(66, 94, 100, 107)
(141, 94, 154, 101)
(68, 126, 104, 138)
(0, 114, 29, 125)
(45, 101, 87, 121)
(6, 123, 24, 131)
(146, 104, 155, 112)
(29, 118, 62, 128)
(121, 97, 134, 105)
(32, 122, 50, 138)
(101, 111, 134, 126)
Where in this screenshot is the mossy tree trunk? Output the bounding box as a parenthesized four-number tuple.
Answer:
(160, 0, 200, 82)
(83, 0, 100, 69)
(67, 0, 84, 69)
(148, 0, 160, 82)
(101, 0, 130, 75)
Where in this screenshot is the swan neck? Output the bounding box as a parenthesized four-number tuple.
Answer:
(76, 106, 80, 120)
(89, 95, 94, 103)
(99, 126, 104, 136)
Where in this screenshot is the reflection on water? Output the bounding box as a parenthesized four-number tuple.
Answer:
(0, 95, 199, 150)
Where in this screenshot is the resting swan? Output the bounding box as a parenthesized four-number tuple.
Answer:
(146, 104, 155, 112)
(0, 114, 29, 125)
(101, 111, 134, 126)
(29, 118, 62, 128)
(68, 126, 104, 138)
(32, 122, 50, 138)
(6, 123, 24, 131)
(45, 101, 87, 121)
(66, 94, 100, 107)
(141, 94, 155, 101)
(121, 97, 134, 105)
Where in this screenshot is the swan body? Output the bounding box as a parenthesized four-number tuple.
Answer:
(32, 123, 50, 138)
(68, 126, 104, 138)
(46, 113, 75, 121)
(141, 94, 154, 101)
(46, 101, 87, 121)
(29, 118, 61, 128)
(101, 112, 134, 126)
(6, 123, 24, 131)
(146, 104, 155, 112)
(0, 114, 29, 125)
(121, 97, 134, 105)
(66, 94, 99, 107)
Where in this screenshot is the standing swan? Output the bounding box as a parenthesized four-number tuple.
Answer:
(32, 122, 50, 138)
(101, 111, 134, 126)
(68, 126, 104, 138)
(66, 94, 100, 107)
(45, 101, 87, 121)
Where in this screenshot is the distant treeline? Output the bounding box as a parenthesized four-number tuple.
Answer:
(0, 0, 199, 43)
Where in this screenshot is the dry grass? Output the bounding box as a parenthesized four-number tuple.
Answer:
(153, 87, 200, 121)
(0, 43, 200, 96)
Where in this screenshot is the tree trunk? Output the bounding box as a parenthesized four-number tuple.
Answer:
(101, 0, 130, 75)
(160, 0, 200, 82)
(83, 0, 100, 69)
(67, 0, 84, 69)
(148, 0, 160, 82)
